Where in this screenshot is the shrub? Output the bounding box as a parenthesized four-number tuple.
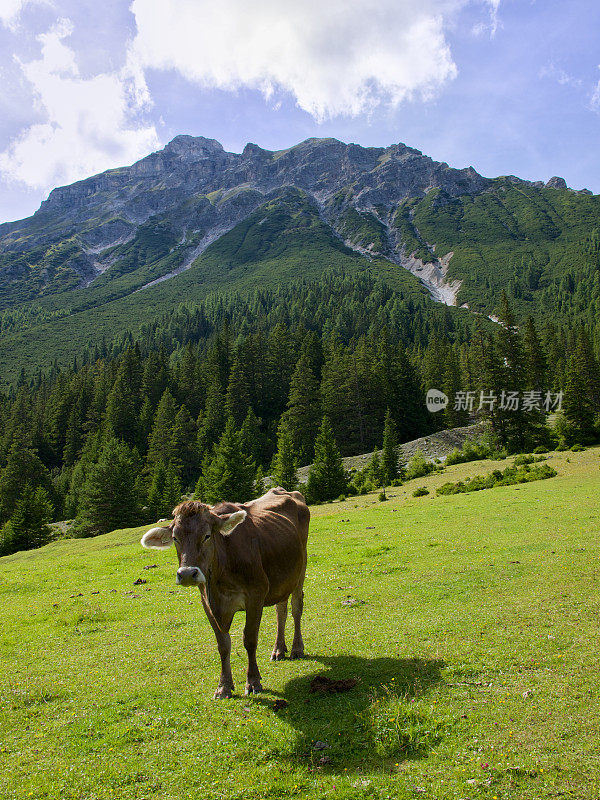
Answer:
(437, 462, 557, 496)
(533, 446, 549, 454)
(412, 487, 429, 497)
(405, 450, 435, 480)
(570, 443, 585, 452)
(445, 440, 490, 466)
(378, 491, 387, 501)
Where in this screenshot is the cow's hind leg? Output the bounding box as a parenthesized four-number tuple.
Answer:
(271, 600, 288, 660)
(244, 601, 264, 695)
(289, 571, 305, 659)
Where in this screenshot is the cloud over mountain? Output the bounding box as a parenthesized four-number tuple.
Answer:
(130, 0, 464, 120)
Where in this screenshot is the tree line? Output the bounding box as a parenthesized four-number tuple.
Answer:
(0, 276, 598, 556)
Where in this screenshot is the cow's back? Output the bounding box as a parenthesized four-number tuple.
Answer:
(217, 489, 309, 605)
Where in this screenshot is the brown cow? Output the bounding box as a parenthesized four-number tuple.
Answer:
(141, 487, 309, 698)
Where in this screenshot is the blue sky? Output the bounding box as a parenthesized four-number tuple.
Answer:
(1, 0, 599, 224)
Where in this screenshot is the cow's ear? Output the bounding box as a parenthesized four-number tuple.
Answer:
(141, 526, 173, 549)
(218, 510, 247, 536)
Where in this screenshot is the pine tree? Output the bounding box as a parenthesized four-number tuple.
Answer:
(282, 353, 321, 465)
(239, 407, 267, 468)
(491, 294, 547, 451)
(171, 405, 199, 489)
(147, 461, 167, 519)
(381, 409, 400, 484)
(147, 458, 183, 518)
(367, 448, 383, 487)
(306, 417, 348, 502)
(523, 317, 547, 391)
(0, 445, 55, 523)
(197, 380, 226, 458)
(225, 355, 252, 426)
(254, 465, 266, 497)
(104, 368, 138, 447)
(563, 327, 600, 442)
(63, 431, 102, 519)
(0, 484, 53, 556)
(163, 462, 183, 514)
(77, 438, 143, 536)
(196, 418, 256, 504)
(271, 418, 298, 491)
(146, 389, 178, 469)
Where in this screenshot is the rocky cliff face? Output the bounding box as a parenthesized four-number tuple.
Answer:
(0, 135, 572, 307)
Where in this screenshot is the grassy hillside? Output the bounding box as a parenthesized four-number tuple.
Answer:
(1, 448, 599, 799)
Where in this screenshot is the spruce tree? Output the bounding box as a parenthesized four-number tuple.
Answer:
(146, 389, 178, 469)
(523, 317, 547, 391)
(563, 328, 600, 442)
(306, 417, 348, 502)
(225, 355, 252, 426)
(0, 445, 55, 523)
(282, 353, 321, 465)
(104, 369, 138, 447)
(254, 465, 266, 497)
(171, 405, 199, 489)
(197, 380, 226, 458)
(0, 484, 53, 556)
(77, 438, 143, 536)
(197, 418, 256, 504)
(367, 448, 383, 487)
(147, 461, 167, 519)
(239, 407, 267, 468)
(271, 418, 298, 491)
(381, 409, 400, 484)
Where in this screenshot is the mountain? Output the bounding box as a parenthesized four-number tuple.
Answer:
(1, 135, 599, 383)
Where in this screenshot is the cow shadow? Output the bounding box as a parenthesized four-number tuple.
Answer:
(254, 653, 446, 773)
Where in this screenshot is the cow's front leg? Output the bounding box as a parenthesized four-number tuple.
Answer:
(271, 599, 288, 660)
(214, 627, 235, 699)
(244, 601, 264, 695)
(202, 593, 235, 699)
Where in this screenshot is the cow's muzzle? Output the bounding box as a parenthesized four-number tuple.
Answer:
(176, 567, 206, 587)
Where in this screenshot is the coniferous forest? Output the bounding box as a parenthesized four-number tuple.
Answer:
(0, 269, 598, 556)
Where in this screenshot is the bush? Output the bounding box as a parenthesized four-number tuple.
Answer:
(533, 446, 549, 454)
(437, 462, 557, 496)
(412, 487, 429, 497)
(378, 491, 387, 501)
(445, 440, 490, 466)
(405, 450, 435, 480)
(570, 443, 585, 452)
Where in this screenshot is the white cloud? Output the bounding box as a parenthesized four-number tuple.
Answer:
(129, 0, 473, 121)
(590, 66, 600, 113)
(0, 0, 48, 30)
(0, 17, 159, 191)
(539, 63, 581, 89)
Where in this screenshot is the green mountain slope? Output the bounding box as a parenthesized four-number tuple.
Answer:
(397, 181, 600, 323)
(0, 191, 430, 385)
(1, 136, 599, 385)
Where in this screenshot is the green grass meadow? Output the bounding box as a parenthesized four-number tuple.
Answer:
(1, 448, 599, 800)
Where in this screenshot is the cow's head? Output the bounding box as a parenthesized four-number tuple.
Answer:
(140, 500, 246, 587)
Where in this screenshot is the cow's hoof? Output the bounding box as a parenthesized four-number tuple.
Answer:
(245, 682, 263, 695)
(289, 649, 305, 660)
(271, 648, 287, 661)
(214, 686, 233, 700)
